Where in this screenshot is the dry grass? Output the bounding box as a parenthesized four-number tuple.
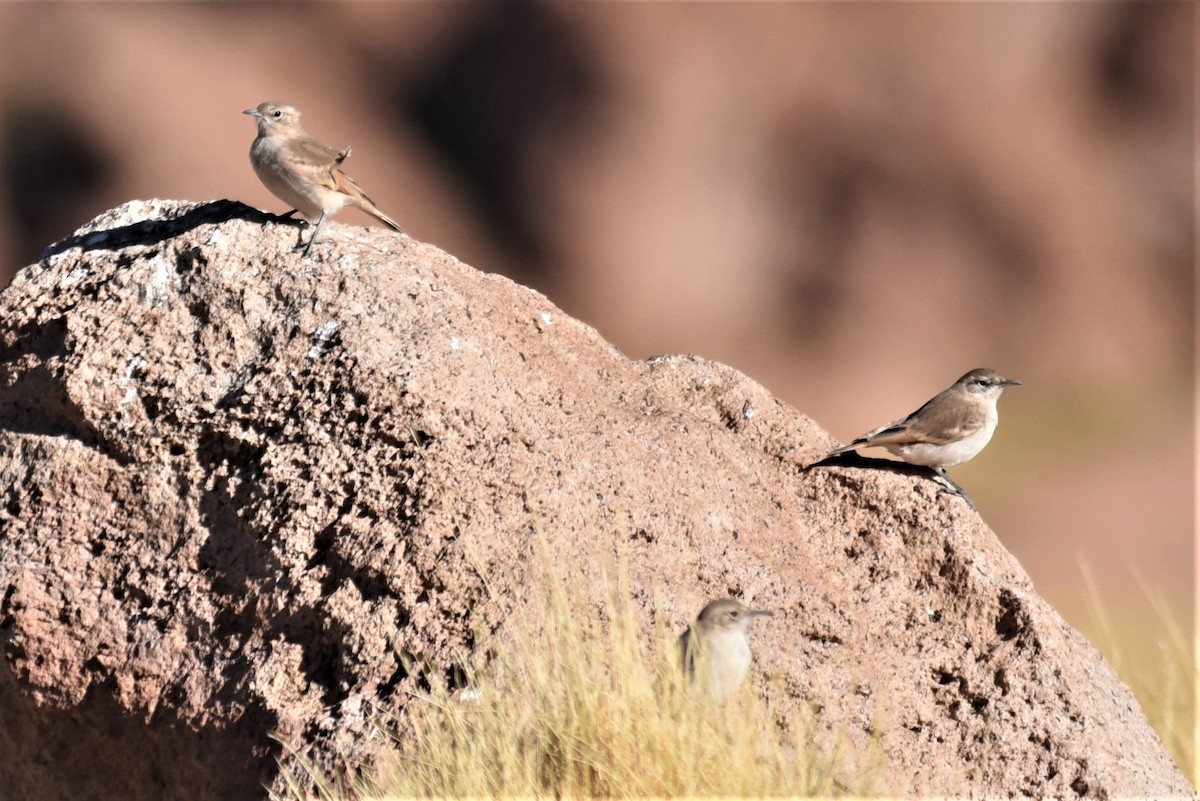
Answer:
(361, 562, 851, 798)
(276, 551, 1194, 798)
(275, 542, 864, 799)
(1074, 565, 1197, 786)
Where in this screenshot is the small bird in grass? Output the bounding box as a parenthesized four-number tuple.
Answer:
(243, 101, 401, 257)
(810, 368, 1021, 507)
(678, 598, 773, 705)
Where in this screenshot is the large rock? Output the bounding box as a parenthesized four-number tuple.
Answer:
(0, 200, 1190, 799)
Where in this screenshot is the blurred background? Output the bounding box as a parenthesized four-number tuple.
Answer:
(0, 0, 1192, 741)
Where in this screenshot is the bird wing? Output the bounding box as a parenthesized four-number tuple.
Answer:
(285, 135, 344, 173)
(858, 392, 986, 447)
(819, 419, 926, 457)
(824, 389, 986, 458)
(331, 166, 377, 205)
(331, 166, 403, 232)
(677, 627, 697, 678)
(284, 138, 402, 232)
(277, 135, 349, 195)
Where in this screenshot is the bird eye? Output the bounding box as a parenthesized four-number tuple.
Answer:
(272, 110, 282, 118)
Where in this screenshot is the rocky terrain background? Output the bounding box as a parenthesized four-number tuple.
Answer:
(0, 5, 1191, 644)
(0, 200, 1192, 799)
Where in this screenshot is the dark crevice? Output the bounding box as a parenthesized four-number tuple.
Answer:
(0, 362, 133, 466)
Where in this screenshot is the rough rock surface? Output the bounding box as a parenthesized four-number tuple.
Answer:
(0, 200, 1190, 800)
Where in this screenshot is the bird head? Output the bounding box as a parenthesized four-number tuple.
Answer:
(957, 368, 1021, 400)
(695, 598, 773, 634)
(242, 101, 302, 134)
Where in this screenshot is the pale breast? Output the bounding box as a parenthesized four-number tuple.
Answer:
(889, 414, 998, 467)
(702, 630, 752, 704)
(250, 137, 348, 221)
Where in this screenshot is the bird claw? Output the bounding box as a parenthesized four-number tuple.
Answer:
(291, 228, 316, 257)
(294, 236, 317, 259)
(931, 469, 975, 511)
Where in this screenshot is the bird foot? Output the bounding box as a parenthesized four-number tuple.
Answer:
(930, 469, 975, 511)
(273, 209, 307, 225)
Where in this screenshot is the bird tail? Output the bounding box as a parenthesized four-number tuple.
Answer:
(803, 441, 857, 469)
(333, 168, 403, 233)
(351, 195, 402, 232)
(367, 206, 403, 232)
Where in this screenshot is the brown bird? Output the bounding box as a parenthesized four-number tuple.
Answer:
(812, 368, 1021, 506)
(243, 101, 401, 257)
(678, 598, 773, 705)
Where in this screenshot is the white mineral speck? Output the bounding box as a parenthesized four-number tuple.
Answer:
(143, 254, 172, 307)
(307, 320, 340, 360)
(61, 266, 91, 287)
(118, 355, 148, 427)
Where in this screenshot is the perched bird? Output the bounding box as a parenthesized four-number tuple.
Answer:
(678, 598, 773, 705)
(812, 368, 1021, 505)
(243, 101, 401, 257)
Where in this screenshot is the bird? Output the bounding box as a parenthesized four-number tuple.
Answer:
(811, 368, 1021, 506)
(243, 101, 401, 257)
(678, 598, 773, 705)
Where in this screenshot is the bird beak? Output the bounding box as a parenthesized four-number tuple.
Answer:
(242, 108, 260, 117)
(1002, 378, 1022, 387)
(748, 609, 773, 619)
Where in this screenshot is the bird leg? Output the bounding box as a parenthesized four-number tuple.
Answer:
(300, 211, 329, 258)
(930, 468, 975, 510)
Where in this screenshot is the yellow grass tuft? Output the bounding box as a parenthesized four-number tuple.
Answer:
(1075, 564, 1197, 786)
(359, 557, 845, 798)
(278, 538, 1194, 798)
